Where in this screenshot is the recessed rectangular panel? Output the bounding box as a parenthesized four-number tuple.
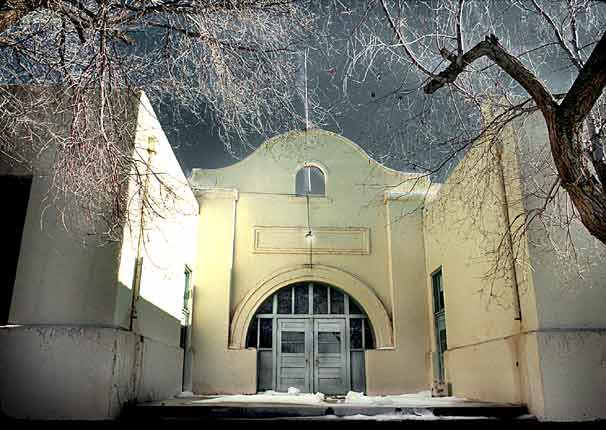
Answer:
(253, 227, 370, 255)
(282, 332, 305, 342)
(316, 321, 342, 331)
(318, 367, 342, 378)
(279, 320, 307, 331)
(281, 355, 306, 367)
(279, 367, 307, 378)
(280, 378, 306, 391)
(317, 379, 344, 395)
(317, 356, 343, 366)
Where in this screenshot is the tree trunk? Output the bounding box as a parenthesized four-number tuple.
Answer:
(547, 113, 606, 243)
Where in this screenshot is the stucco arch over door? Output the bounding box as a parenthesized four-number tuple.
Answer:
(230, 265, 393, 349)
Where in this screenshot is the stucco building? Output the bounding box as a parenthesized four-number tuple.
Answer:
(1, 90, 199, 419)
(1, 91, 605, 421)
(188, 119, 606, 421)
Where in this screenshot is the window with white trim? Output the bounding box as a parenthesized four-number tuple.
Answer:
(296, 166, 325, 196)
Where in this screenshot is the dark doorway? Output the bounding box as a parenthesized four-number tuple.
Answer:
(1, 175, 32, 325)
(431, 267, 447, 383)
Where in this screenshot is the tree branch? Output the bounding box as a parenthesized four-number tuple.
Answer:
(379, 0, 435, 78)
(455, 0, 465, 60)
(559, 31, 606, 125)
(425, 35, 558, 116)
(530, 0, 583, 71)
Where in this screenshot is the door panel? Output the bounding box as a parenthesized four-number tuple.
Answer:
(313, 319, 348, 394)
(435, 313, 447, 382)
(258, 350, 273, 391)
(350, 351, 365, 392)
(277, 319, 311, 392)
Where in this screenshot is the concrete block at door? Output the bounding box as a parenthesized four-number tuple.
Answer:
(431, 381, 450, 397)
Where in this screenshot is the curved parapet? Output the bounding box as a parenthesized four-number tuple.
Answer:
(190, 128, 429, 198)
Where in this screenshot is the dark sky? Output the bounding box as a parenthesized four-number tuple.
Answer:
(153, 2, 461, 177)
(155, 1, 594, 178)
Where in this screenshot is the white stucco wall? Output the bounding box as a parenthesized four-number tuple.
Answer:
(514, 113, 606, 421)
(0, 326, 136, 419)
(515, 114, 606, 329)
(115, 92, 199, 347)
(0, 90, 198, 419)
(8, 175, 121, 326)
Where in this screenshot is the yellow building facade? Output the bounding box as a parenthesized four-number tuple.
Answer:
(190, 130, 432, 397)
(189, 123, 606, 421)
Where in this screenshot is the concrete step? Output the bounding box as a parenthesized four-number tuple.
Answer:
(121, 400, 530, 421)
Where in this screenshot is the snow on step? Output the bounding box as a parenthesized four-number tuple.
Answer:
(193, 389, 326, 404)
(191, 388, 469, 406)
(344, 390, 470, 406)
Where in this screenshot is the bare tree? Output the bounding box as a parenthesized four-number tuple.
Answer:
(0, 1, 317, 239)
(379, 0, 606, 244)
(334, 0, 605, 247)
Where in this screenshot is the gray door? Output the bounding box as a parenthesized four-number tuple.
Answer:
(276, 319, 311, 392)
(434, 312, 447, 382)
(313, 319, 348, 394)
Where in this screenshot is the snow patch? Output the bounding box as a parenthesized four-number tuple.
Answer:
(192, 388, 470, 407)
(346, 413, 438, 421)
(342, 413, 493, 421)
(175, 391, 195, 398)
(319, 411, 494, 421)
(193, 388, 326, 405)
(343, 390, 468, 406)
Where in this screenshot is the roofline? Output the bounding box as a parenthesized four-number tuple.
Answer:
(190, 128, 424, 179)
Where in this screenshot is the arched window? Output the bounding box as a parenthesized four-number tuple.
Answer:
(246, 282, 373, 394)
(296, 166, 325, 196)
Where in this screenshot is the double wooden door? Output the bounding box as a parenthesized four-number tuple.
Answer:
(276, 318, 348, 394)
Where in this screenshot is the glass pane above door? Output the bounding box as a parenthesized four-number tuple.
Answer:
(259, 319, 273, 348)
(277, 288, 292, 314)
(258, 296, 273, 314)
(294, 284, 309, 314)
(313, 284, 328, 314)
(350, 319, 363, 349)
(330, 289, 344, 314)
